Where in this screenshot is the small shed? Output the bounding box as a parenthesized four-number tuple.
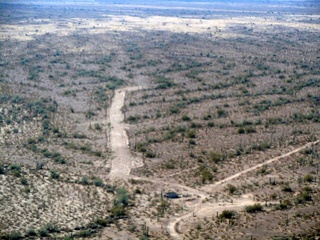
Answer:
(164, 192, 180, 199)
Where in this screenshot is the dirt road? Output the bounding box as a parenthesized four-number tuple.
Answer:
(201, 139, 320, 192)
(167, 139, 320, 239)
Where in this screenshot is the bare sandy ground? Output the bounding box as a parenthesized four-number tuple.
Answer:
(108, 86, 142, 179)
(1, 14, 319, 42)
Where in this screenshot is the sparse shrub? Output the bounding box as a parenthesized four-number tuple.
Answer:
(295, 191, 312, 205)
(186, 129, 196, 138)
(200, 168, 213, 183)
(219, 210, 236, 220)
(245, 203, 263, 213)
(181, 115, 191, 121)
(63, 235, 74, 240)
(44, 223, 60, 233)
(75, 229, 93, 237)
(145, 151, 156, 158)
(270, 193, 277, 200)
(135, 142, 147, 153)
(94, 123, 102, 131)
(190, 122, 202, 128)
(72, 132, 87, 139)
(127, 115, 141, 122)
(203, 113, 212, 120)
(207, 122, 215, 127)
(80, 176, 89, 185)
(217, 108, 227, 117)
(238, 126, 256, 134)
(9, 164, 21, 172)
(50, 170, 59, 179)
(227, 184, 237, 195)
(302, 186, 313, 193)
(257, 165, 269, 175)
(36, 162, 44, 170)
(304, 174, 313, 183)
(0, 165, 4, 174)
(134, 188, 142, 194)
(114, 187, 129, 206)
(128, 225, 137, 232)
(95, 218, 108, 227)
(24, 186, 31, 193)
(169, 105, 180, 114)
(93, 177, 103, 187)
(155, 76, 174, 89)
(12, 170, 21, 177)
(38, 227, 49, 237)
(20, 177, 28, 185)
(26, 229, 37, 237)
(274, 199, 292, 210)
(111, 205, 126, 217)
(85, 110, 96, 119)
(163, 160, 176, 169)
(303, 148, 314, 155)
(282, 184, 293, 192)
(209, 151, 225, 163)
(252, 141, 271, 151)
(8, 231, 22, 240)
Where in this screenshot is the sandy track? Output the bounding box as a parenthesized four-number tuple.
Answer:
(201, 139, 320, 192)
(108, 86, 141, 179)
(167, 139, 320, 239)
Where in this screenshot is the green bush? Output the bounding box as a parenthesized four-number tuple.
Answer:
(136, 142, 147, 153)
(9, 164, 21, 172)
(210, 151, 225, 163)
(145, 151, 156, 158)
(20, 177, 28, 185)
(274, 199, 292, 210)
(186, 129, 196, 138)
(95, 218, 108, 227)
(169, 105, 180, 114)
(7, 231, 22, 240)
(50, 170, 59, 179)
(94, 177, 103, 187)
(26, 229, 37, 237)
(75, 229, 93, 237)
(155, 76, 175, 89)
(79, 176, 89, 185)
(111, 205, 126, 217)
(227, 184, 237, 195)
(304, 174, 313, 183)
(295, 191, 312, 204)
(181, 115, 191, 121)
(115, 188, 129, 206)
(245, 203, 263, 213)
(219, 210, 236, 219)
(200, 168, 213, 183)
(38, 227, 49, 237)
(217, 108, 228, 118)
(238, 126, 256, 134)
(281, 184, 292, 192)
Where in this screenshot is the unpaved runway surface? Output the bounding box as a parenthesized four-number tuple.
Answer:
(108, 86, 141, 179)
